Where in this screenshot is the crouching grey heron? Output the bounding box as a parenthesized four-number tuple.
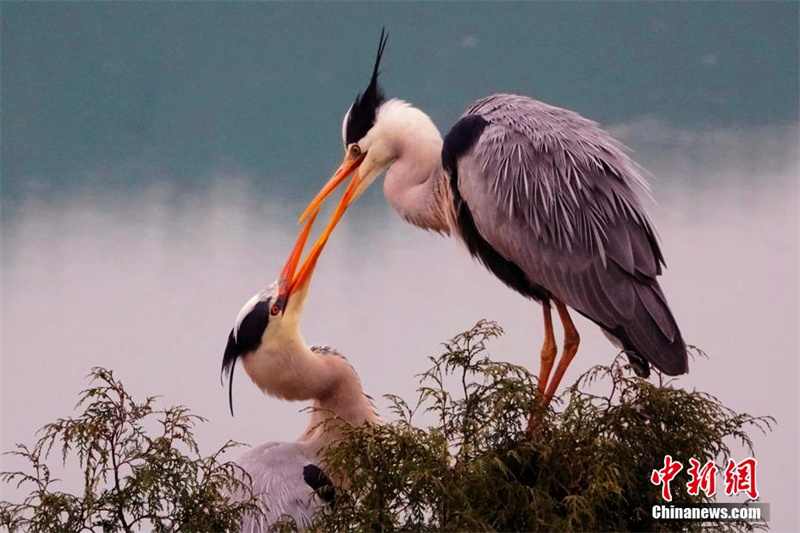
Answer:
(300, 31, 688, 423)
(222, 191, 380, 531)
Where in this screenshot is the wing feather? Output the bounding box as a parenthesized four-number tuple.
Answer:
(635, 284, 678, 342)
(450, 94, 687, 375)
(235, 442, 324, 532)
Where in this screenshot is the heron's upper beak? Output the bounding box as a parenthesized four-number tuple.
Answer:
(297, 153, 366, 225)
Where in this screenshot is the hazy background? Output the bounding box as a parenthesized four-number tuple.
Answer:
(2, 2, 798, 530)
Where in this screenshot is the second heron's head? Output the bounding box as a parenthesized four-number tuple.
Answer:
(221, 207, 343, 415)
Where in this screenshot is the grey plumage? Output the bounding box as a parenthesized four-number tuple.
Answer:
(451, 94, 687, 376)
(235, 442, 323, 532)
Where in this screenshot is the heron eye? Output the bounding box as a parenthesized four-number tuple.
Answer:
(270, 305, 281, 316)
(349, 144, 362, 158)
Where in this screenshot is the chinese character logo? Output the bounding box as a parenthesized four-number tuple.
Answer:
(651, 456, 759, 502)
(724, 458, 759, 499)
(687, 458, 718, 497)
(651, 455, 683, 502)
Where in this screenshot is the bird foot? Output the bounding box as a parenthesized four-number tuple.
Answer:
(525, 395, 551, 440)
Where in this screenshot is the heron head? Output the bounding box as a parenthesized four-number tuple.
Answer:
(222, 209, 333, 415)
(299, 30, 440, 236)
(294, 30, 396, 229)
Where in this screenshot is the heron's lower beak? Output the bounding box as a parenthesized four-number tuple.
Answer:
(298, 153, 365, 224)
(289, 172, 362, 295)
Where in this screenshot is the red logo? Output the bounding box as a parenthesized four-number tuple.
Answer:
(651, 456, 759, 501)
(686, 458, 718, 497)
(651, 455, 683, 502)
(724, 458, 759, 499)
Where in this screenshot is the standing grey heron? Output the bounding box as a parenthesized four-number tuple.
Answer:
(300, 31, 687, 413)
(222, 192, 379, 531)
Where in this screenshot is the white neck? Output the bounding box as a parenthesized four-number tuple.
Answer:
(242, 323, 379, 454)
(369, 100, 452, 234)
(300, 349, 379, 454)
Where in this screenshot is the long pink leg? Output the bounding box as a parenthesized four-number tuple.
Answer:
(528, 303, 559, 437)
(537, 302, 557, 397)
(544, 300, 581, 402)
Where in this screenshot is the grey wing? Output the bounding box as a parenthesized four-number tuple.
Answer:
(235, 442, 324, 532)
(452, 94, 687, 375)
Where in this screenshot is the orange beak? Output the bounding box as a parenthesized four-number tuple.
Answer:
(277, 208, 319, 302)
(297, 153, 365, 224)
(288, 171, 363, 296)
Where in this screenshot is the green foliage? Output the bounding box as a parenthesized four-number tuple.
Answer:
(0, 368, 259, 533)
(307, 320, 773, 532)
(0, 325, 774, 532)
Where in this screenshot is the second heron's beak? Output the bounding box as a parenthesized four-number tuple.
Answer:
(297, 153, 366, 224)
(289, 172, 362, 297)
(277, 208, 319, 303)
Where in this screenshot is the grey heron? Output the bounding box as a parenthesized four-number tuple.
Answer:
(222, 193, 380, 530)
(300, 31, 688, 416)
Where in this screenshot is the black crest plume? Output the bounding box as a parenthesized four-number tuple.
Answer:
(345, 28, 388, 145)
(221, 330, 239, 416)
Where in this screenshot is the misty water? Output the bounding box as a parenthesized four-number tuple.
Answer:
(2, 3, 798, 530)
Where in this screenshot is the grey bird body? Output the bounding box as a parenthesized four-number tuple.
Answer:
(446, 94, 687, 376)
(308, 35, 689, 402)
(236, 442, 323, 532)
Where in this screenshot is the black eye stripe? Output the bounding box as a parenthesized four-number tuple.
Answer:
(223, 298, 272, 370)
